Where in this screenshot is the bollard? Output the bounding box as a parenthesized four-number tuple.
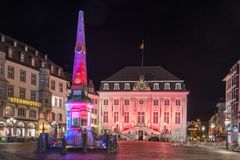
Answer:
(106, 134, 110, 153)
(61, 136, 67, 154)
(82, 129, 87, 153)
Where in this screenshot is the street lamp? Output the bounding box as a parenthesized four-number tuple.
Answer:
(210, 123, 215, 142)
(202, 125, 206, 141)
(224, 119, 230, 149)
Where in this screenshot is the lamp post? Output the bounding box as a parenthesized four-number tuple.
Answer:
(202, 125, 206, 141)
(224, 119, 230, 149)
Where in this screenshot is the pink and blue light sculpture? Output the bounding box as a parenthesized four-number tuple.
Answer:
(65, 10, 94, 147)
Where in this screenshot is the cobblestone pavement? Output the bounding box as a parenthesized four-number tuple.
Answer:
(0, 141, 240, 160)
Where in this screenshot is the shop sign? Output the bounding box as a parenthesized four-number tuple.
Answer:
(8, 97, 41, 107)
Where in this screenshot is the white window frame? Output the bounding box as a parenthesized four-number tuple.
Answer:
(175, 83, 181, 90)
(153, 83, 159, 90)
(103, 83, 109, 90)
(164, 83, 170, 90)
(124, 83, 130, 90)
(114, 83, 120, 90)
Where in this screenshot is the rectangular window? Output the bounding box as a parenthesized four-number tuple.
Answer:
(125, 99, 129, 105)
(114, 99, 119, 105)
(165, 100, 170, 106)
(59, 83, 63, 92)
(137, 112, 145, 124)
(31, 73, 37, 85)
(153, 100, 158, 106)
(103, 99, 108, 105)
(30, 110, 37, 119)
(0, 63, 3, 75)
(8, 66, 14, 79)
(124, 112, 129, 123)
(175, 112, 181, 124)
(51, 80, 55, 90)
(19, 87, 26, 99)
(103, 111, 108, 123)
(176, 100, 181, 106)
(114, 112, 119, 123)
(8, 85, 14, 97)
(59, 98, 63, 107)
(31, 58, 35, 66)
(55, 97, 58, 107)
(164, 112, 169, 124)
(20, 53, 24, 62)
(153, 112, 158, 124)
(31, 90, 37, 101)
(20, 70, 26, 82)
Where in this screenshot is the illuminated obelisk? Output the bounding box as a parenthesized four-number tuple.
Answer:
(65, 11, 93, 146)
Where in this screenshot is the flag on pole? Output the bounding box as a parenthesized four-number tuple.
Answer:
(139, 40, 144, 49)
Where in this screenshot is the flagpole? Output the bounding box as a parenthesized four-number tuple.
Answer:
(141, 40, 144, 67)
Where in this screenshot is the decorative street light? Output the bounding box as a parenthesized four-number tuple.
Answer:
(224, 119, 230, 149)
(210, 123, 215, 142)
(201, 125, 206, 140)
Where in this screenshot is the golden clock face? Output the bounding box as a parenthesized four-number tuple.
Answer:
(139, 100, 144, 104)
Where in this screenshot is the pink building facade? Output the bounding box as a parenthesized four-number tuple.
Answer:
(98, 66, 189, 141)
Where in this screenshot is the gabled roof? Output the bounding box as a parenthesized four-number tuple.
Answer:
(104, 66, 181, 81)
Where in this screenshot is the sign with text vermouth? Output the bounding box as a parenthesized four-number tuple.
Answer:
(8, 97, 41, 107)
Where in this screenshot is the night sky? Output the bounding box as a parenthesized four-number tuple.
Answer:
(0, 0, 240, 121)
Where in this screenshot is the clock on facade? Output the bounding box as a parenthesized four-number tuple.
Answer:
(139, 100, 144, 104)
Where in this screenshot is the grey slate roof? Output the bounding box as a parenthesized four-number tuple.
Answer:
(104, 66, 181, 81)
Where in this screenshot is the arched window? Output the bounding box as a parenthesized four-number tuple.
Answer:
(164, 83, 170, 90)
(5, 106, 14, 116)
(124, 83, 130, 90)
(18, 108, 26, 117)
(114, 83, 120, 90)
(153, 83, 159, 90)
(175, 83, 181, 90)
(103, 83, 109, 90)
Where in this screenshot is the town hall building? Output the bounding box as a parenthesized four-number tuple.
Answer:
(98, 66, 189, 141)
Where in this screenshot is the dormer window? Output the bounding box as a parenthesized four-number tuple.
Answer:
(124, 83, 130, 90)
(1, 35, 5, 42)
(51, 65, 54, 74)
(114, 83, 120, 90)
(25, 46, 28, 52)
(175, 83, 181, 90)
(164, 83, 170, 90)
(14, 41, 17, 47)
(35, 50, 38, 56)
(153, 83, 159, 90)
(8, 48, 13, 58)
(58, 68, 61, 76)
(41, 61, 45, 68)
(103, 83, 109, 90)
(31, 58, 35, 67)
(20, 53, 24, 63)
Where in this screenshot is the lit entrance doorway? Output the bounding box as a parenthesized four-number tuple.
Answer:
(138, 130, 143, 140)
